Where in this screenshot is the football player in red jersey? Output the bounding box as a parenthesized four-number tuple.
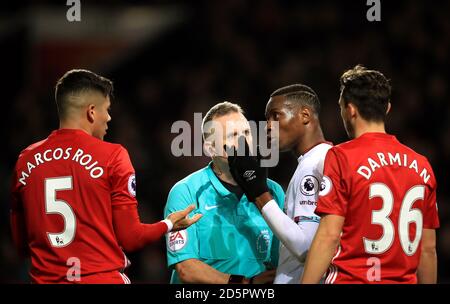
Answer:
(302, 65, 439, 284)
(10, 69, 202, 284)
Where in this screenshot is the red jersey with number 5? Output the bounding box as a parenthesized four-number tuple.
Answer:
(315, 132, 439, 284)
(11, 129, 137, 283)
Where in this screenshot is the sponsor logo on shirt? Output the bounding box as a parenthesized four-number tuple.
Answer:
(300, 175, 320, 196)
(319, 175, 332, 196)
(167, 230, 187, 252)
(128, 174, 136, 197)
(298, 200, 317, 206)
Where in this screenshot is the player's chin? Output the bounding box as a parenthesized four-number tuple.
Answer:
(277, 141, 289, 152)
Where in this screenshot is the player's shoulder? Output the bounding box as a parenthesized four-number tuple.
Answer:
(86, 135, 124, 153)
(332, 138, 358, 152)
(302, 142, 334, 167)
(82, 136, 130, 163)
(314, 142, 334, 154)
(395, 138, 428, 159)
(394, 139, 434, 170)
(325, 138, 363, 161)
(18, 138, 48, 159)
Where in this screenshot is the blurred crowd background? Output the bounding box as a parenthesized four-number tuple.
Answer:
(1, 0, 449, 283)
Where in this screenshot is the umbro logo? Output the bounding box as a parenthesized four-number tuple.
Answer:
(243, 170, 255, 178)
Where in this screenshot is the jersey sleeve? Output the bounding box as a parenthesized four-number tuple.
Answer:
(10, 167, 22, 212)
(10, 167, 28, 257)
(423, 170, 440, 229)
(108, 146, 138, 207)
(267, 180, 285, 267)
(164, 182, 199, 269)
(315, 148, 349, 217)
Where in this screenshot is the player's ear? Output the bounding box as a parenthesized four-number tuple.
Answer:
(347, 102, 358, 118)
(386, 102, 391, 115)
(300, 106, 311, 125)
(87, 104, 96, 123)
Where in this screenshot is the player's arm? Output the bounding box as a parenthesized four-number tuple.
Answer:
(112, 204, 201, 252)
(418, 172, 439, 284)
(175, 259, 276, 284)
(417, 228, 437, 283)
(109, 146, 201, 252)
(301, 214, 344, 284)
(10, 208, 29, 258)
(255, 193, 317, 262)
(10, 172, 29, 258)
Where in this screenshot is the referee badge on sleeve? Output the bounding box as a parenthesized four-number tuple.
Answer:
(128, 174, 136, 197)
(167, 230, 187, 252)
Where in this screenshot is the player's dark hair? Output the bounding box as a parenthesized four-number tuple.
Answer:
(340, 65, 391, 122)
(55, 69, 113, 120)
(270, 84, 320, 115)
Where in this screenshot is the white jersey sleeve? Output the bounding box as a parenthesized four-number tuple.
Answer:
(261, 199, 317, 261)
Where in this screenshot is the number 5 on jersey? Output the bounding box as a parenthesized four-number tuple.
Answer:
(45, 177, 76, 247)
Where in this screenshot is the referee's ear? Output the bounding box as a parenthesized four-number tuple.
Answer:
(203, 140, 215, 158)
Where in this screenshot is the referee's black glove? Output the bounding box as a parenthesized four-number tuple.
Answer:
(225, 136, 269, 202)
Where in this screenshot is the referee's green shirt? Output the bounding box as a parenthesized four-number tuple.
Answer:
(164, 162, 285, 284)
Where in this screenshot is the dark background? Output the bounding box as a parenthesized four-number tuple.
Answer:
(1, 0, 449, 283)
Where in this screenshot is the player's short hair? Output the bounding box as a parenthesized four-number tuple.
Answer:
(270, 84, 320, 115)
(55, 69, 113, 120)
(340, 65, 391, 122)
(202, 101, 244, 141)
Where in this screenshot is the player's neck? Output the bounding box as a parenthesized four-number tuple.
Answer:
(294, 126, 325, 157)
(59, 119, 92, 136)
(354, 120, 386, 138)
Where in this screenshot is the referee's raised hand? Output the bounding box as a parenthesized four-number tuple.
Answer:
(167, 205, 203, 231)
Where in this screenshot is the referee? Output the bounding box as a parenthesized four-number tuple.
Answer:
(164, 101, 285, 284)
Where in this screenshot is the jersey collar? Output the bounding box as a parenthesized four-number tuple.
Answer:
(206, 162, 234, 198)
(51, 128, 90, 137)
(298, 141, 333, 163)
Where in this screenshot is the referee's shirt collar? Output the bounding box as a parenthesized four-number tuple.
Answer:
(206, 162, 234, 197)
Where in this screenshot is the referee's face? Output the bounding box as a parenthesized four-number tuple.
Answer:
(212, 111, 252, 159)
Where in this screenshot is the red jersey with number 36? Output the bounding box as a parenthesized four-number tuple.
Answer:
(11, 129, 137, 283)
(315, 132, 439, 284)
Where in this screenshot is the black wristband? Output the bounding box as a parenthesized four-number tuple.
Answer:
(228, 274, 245, 284)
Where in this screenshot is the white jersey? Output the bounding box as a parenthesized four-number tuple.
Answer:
(273, 142, 332, 284)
